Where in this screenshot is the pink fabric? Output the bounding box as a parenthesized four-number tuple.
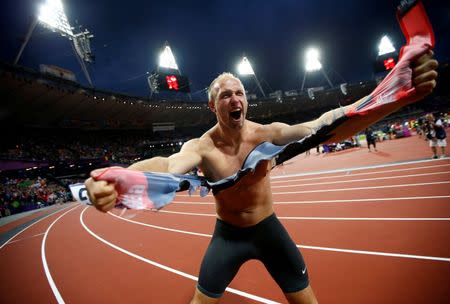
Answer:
(347, 1, 434, 116)
(92, 167, 155, 210)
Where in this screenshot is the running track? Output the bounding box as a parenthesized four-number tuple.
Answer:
(1, 136, 449, 303)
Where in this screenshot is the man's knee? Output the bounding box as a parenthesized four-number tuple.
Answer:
(285, 285, 318, 304)
(190, 287, 221, 304)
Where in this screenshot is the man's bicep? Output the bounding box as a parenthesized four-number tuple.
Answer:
(128, 156, 169, 172)
(167, 150, 202, 174)
(269, 105, 348, 145)
(167, 139, 202, 174)
(128, 139, 202, 174)
(269, 122, 315, 145)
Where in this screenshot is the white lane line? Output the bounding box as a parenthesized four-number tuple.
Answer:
(41, 205, 80, 304)
(271, 163, 450, 183)
(157, 210, 450, 221)
(159, 210, 215, 217)
(176, 181, 450, 198)
(80, 208, 280, 304)
(278, 216, 450, 221)
(108, 211, 450, 262)
(298, 245, 450, 262)
(272, 181, 450, 195)
(173, 195, 450, 206)
(272, 171, 450, 188)
(271, 157, 450, 180)
(110, 210, 211, 237)
(6, 233, 46, 245)
(108, 211, 210, 238)
(173, 201, 215, 205)
(272, 196, 450, 205)
(0, 204, 77, 250)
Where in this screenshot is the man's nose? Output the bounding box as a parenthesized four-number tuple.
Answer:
(230, 93, 240, 103)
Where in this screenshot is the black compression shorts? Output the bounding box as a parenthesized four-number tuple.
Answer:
(197, 213, 309, 298)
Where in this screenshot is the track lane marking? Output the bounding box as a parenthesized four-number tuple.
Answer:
(107, 210, 450, 262)
(271, 163, 450, 183)
(0, 204, 77, 250)
(271, 158, 450, 180)
(5, 233, 45, 245)
(177, 181, 450, 198)
(41, 205, 81, 304)
(156, 210, 450, 221)
(80, 207, 280, 304)
(272, 171, 450, 188)
(298, 244, 450, 262)
(173, 195, 450, 205)
(272, 181, 450, 195)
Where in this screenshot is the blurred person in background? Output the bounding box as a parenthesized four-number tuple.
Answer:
(365, 127, 377, 152)
(425, 113, 447, 158)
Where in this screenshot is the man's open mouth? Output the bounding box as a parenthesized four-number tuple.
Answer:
(230, 109, 242, 120)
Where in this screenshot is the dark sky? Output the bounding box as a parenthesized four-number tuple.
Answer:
(0, 0, 448, 99)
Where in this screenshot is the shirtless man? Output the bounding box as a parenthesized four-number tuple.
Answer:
(85, 51, 438, 303)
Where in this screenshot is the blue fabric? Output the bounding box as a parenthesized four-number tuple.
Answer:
(144, 115, 348, 202)
(143, 172, 209, 209)
(206, 141, 287, 193)
(139, 141, 291, 205)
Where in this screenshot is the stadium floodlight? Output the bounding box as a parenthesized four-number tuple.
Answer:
(159, 44, 179, 70)
(149, 42, 192, 100)
(236, 56, 266, 98)
(38, 0, 73, 37)
(237, 56, 255, 75)
(301, 47, 334, 92)
(378, 35, 396, 56)
(14, 0, 94, 87)
(304, 48, 322, 72)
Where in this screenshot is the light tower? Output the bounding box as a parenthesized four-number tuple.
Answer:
(300, 47, 334, 92)
(14, 0, 95, 87)
(374, 35, 397, 74)
(148, 42, 191, 99)
(236, 56, 266, 98)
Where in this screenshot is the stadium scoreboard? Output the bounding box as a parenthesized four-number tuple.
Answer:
(373, 52, 398, 73)
(148, 68, 190, 93)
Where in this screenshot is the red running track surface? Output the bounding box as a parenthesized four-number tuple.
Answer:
(1, 135, 449, 303)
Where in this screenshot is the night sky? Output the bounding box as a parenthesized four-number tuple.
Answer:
(0, 0, 448, 99)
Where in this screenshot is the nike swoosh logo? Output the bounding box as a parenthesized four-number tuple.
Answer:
(302, 268, 307, 274)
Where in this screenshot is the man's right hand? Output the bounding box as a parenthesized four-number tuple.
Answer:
(85, 169, 118, 212)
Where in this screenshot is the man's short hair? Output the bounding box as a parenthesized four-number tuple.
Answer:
(207, 72, 243, 102)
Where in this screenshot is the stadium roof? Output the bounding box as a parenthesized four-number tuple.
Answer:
(0, 62, 380, 130)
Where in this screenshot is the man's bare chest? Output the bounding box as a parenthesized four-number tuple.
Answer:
(202, 142, 259, 181)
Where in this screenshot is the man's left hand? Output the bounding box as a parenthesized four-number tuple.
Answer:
(411, 50, 438, 100)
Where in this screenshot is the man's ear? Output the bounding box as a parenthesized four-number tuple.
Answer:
(208, 100, 216, 113)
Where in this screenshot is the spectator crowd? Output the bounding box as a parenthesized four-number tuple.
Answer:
(0, 177, 71, 217)
(0, 111, 448, 218)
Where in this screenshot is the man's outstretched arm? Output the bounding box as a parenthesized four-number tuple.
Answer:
(128, 139, 202, 174)
(85, 139, 202, 212)
(270, 50, 438, 146)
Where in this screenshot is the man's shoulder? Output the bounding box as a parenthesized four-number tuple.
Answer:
(195, 131, 216, 150)
(184, 136, 210, 148)
(254, 121, 290, 135)
(246, 121, 288, 144)
(247, 120, 282, 131)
